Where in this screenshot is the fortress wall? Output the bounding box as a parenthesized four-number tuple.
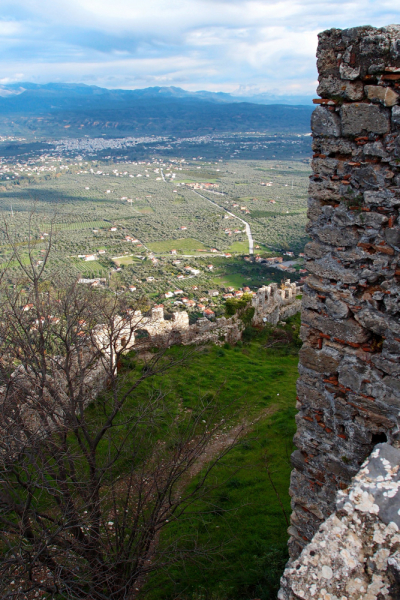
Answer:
(251, 280, 302, 326)
(289, 25, 400, 560)
(118, 279, 301, 351)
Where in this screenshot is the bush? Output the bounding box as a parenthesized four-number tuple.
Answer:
(225, 293, 253, 318)
(242, 325, 258, 343)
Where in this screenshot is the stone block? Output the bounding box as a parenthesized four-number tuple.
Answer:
(325, 296, 349, 319)
(306, 256, 360, 284)
(299, 346, 340, 374)
(392, 105, 400, 126)
(341, 103, 390, 135)
(317, 76, 364, 100)
(372, 354, 400, 377)
(384, 226, 400, 248)
(363, 140, 388, 157)
(365, 84, 399, 107)
(311, 106, 341, 137)
(313, 137, 356, 156)
(302, 308, 370, 344)
(303, 241, 327, 260)
(364, 189, 400, 208)
(339, 62, 360, 80)
(316, 225, 359, 247)
(338, 357, 381, 394)
(296, 380, 332, 410)
(355, 306, 400, 336)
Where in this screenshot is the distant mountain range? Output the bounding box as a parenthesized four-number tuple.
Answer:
(0, 83, 313, 109)
(0, 83, 314, 138)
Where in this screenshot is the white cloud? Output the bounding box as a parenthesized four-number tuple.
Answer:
(1, 0, 400, 95)
(0, 19, 24, 36)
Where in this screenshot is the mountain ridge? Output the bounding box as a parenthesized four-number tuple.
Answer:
(0, 82, 313, 112)
(0, 83, 314, 139)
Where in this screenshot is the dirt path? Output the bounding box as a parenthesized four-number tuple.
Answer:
(187, 404, 279, 482)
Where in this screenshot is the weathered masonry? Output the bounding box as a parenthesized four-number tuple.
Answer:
(288, 25, 400, 561)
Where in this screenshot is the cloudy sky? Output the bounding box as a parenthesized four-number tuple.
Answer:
(1, 0, 400, 97)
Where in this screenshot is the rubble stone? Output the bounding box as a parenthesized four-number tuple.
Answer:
(317, 76, 364, 100)
(279, 444, 400, 600)
(365, 84, 400, 107)
(392, 105, 400, 126)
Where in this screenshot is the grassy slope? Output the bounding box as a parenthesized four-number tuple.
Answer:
(127, 321, 300, 600)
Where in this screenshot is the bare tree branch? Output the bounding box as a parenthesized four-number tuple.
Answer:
(0, 220, 240, 600)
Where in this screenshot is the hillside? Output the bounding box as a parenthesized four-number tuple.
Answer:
(0, 83, 314, 139)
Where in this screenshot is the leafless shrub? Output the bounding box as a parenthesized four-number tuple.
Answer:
(0, 224, 241, 600)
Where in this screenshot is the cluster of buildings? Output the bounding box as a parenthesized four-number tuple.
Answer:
(185, 182, 219, 190)
(52, 135, 169, 154)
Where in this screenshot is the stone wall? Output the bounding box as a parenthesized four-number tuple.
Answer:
(289, 25, 400, 560)
(279, 443, 400, 600)
(111, 279, 302, 351)
(121, 305, 244, 349)
(252, 279, 302, 326)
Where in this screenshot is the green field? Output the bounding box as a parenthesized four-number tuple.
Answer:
(208, 256, 286, 290)
(147, 238, 208, 254)
(0, 155, 309, 300)
(113, 254, 136, 266)
(71, 258, 108, 277)
(45, 219, 110, 231)
(227, 240, 249, 253)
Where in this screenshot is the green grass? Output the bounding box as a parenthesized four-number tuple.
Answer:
(145, 409, 295, 600)
(43, 220, 110, 231)
(212, 269, 271, 290)
(147, 238, 208, 254)
(212, 272, 250, 289)
(71, 258, 108, 276)
(113, 255, 135, 266)
(116, 321, 300, 600)
(227, 241, 249, 253)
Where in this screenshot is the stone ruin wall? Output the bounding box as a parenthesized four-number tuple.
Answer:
(118, 279, 302, 351)
(287, 24, 400, 569)
(252, 280, 302, 327)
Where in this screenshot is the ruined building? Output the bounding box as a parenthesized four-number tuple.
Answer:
(279, 24, 400, 599)
(102, 279, 301, 351)
(252, 280, 301, 326)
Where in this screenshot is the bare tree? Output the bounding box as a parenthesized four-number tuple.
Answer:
(0, 225, 241, 599)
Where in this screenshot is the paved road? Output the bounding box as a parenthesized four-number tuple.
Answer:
(191, 190, 254, 255)
(160, 168, 166, 182)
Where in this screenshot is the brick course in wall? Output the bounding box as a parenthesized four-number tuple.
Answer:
(289, 25, 400, 559)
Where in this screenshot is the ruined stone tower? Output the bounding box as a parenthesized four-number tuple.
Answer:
(289, 25, 400, 559)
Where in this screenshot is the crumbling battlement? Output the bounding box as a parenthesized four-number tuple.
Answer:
(111, 279, 301, 351)
(252, 279, 302, 326)
(289, 25, 400, 561)
(121, 305, 243, 348)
